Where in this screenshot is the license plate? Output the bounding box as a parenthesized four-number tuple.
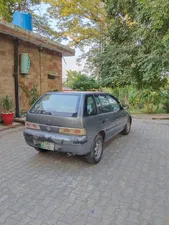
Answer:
(41, 141, 55, 151)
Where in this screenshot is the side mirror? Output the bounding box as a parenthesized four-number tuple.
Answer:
(122, 104, 129, 110)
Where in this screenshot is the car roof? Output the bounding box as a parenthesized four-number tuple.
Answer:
(47, 91, 105, 95)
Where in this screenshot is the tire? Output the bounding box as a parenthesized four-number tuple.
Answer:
(85, 135, 103, 164)
(122, 117, 131, 135)
(34, 147, 48, 152)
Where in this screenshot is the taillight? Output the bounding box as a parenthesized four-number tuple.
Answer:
(25, 122, 40, 130)
(59, 127, 86, 136)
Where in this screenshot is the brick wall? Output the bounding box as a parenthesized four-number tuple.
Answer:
(0, 34, 62, 117)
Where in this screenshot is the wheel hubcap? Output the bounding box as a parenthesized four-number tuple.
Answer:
(94, 140, 102, 160)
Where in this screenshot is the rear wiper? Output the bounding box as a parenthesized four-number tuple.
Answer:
(32, 110, 51, 115)
(40, 110, 52, 115)
(31, 110, 41, 114)
(72, 112, 77, 117)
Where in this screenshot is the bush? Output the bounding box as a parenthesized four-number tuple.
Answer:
(160, 86, 169, 113)
(163, 101, 169, 113)
(72, 74, 100, 91)
(29, 86, 40, 106)
(0, 95, 14, 112)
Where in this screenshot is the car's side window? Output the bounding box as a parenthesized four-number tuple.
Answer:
(84, 95, 97, 117)
(95, 94, 111, 114)
(107, 95, 121, 112)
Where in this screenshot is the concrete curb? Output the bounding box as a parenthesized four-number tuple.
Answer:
(14, 117, 26, 124)
(152, 117, 169, 120)
(132, 114, 169, 120)
(0, 123, 24, 133)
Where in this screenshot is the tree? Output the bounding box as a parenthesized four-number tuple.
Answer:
(0, 0, 107, 76)
(0, 0, 54, 40)
(97, 0, 169, 90)
(65, 70, 100, 90)
(43, 0, 107, 47)
(72, 74, 100, 91)
(64, 70, 81, 88)
(0, 0, 41, 22)
(0, 0, 20, 21)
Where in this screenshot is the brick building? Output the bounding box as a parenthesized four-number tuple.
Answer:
(0, 20, 74, 118)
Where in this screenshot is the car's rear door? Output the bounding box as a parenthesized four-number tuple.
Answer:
(82, 94, 101, 139)
(94, 93, 116, 142)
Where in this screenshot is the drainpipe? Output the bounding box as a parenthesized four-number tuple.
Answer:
(39, 46, 42, 94)
(13, 38, 20, 117)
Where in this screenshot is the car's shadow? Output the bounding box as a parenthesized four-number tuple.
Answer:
(26, 133, 126, 171)
(27, 149, 90, 168)
(104, 133, 122, 149)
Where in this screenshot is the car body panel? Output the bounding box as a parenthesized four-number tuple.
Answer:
(24, 128, 92, 155)
(115, 110, 127, 133)
(26, 113, 84, 130)
(23, 91, 131, 155)
(93, 93, 117, 141)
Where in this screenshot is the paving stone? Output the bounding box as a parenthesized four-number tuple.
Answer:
(13, 216, 34, 225)
(43, 213, 63, 225)
(154, 216, 165, 225)
(103, 204, 119, 216)
(127, 209, 141, 223)
(3, 218, 18, 225)
(0, 119, 169, 225)
(58, 209, 77, 224)
(131, 201, 141, 211)
(70, 220, 86, 225)
(139, 221, 153, 225)
(125, 220, 139, 225)
(87, 215, 102, 225)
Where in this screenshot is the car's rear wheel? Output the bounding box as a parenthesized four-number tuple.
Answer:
(34, 147, 48, 152)
(122, 118, 131, 135)
(85, 135, 103, 164)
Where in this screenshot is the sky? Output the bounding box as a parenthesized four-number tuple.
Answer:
(62, 49, 84, 80)
(34, 3, 85, 80)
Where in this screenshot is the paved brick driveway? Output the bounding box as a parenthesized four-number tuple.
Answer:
(0, 119, 169, 225)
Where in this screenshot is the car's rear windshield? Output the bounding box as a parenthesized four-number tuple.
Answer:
(30, 94, 80, 117)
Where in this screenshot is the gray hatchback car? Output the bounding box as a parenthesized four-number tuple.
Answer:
(24, 91, 132, 164)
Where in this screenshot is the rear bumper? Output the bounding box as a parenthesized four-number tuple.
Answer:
(23, 128, 92, 155)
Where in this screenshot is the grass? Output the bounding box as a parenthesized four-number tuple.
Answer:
(130, 107, 167, 114)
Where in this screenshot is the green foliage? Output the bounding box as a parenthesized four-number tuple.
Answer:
(0, 0, 41, 22)
(44, 0, 106, 47)
(104, 85, 169, 114)
(137, 89, 162, 114)
(29, 86, 40, 105)
(19, 81, 40, 106)
(65, 70, 81, 88)
(65, 70, 100, 91)
(160, 85, 169, 113)
(0, 0, 20, 22)
(0, 96, 14, 112)
(164, 101, 169, 113)
(96, 0, 169, 90)
(103, 86, 129, 105)
(0, 0, 47, 39)
(127, 88, 167, 114)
